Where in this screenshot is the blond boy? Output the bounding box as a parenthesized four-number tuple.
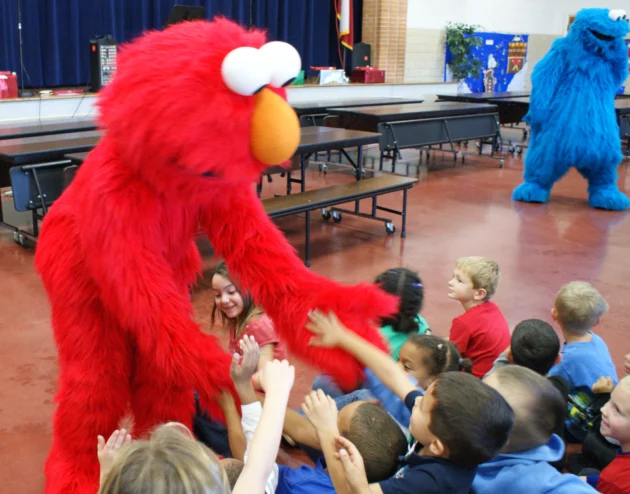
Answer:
(548, 281, 617, 441)
(448, 257, 510, 378)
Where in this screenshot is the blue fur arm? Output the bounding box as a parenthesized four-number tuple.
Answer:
(526, 39, 567, 129)
(612, 42, 629, 88)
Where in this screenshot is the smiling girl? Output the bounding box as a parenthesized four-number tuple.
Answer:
(211, 261, 287, 368)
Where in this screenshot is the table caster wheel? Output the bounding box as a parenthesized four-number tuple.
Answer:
(385, 222, 396, 235)
(15, 233, 29, 248)
(517, 148, 524, 156)
(322, 209, 331, 221)
(332, 211, 342, 223)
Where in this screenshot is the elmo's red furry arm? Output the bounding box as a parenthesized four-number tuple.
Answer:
(80, 172, 234, 415)
(201, 182, 398, 390)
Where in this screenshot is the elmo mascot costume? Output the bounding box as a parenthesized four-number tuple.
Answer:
(512, 8, 630, 210)
(35, 18, 396, 494)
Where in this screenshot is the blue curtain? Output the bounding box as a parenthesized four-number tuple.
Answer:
(0, 0, 362, 89)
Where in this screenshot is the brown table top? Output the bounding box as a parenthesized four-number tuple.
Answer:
(297, 127, 379, 153)
(0, 131, 102, 165)
(488, 97, 530, 105)
(487, 97, 630, 114)
(292, 98, 424, 114)
(0, 118, 97, 140)
(329, 102, 497, 122)
(437, 91, 530, 102)
(66, 127, 379, 166)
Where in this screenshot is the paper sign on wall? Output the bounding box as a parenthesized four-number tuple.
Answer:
(445, 32, 529, 92)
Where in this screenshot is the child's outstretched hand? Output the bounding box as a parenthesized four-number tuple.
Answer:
(302, 389, 339, 437)
(230, 335, 260, 386)
(306, 310, 348, 348)
(334, 436, 370, 494)
(97, 429, 132, 480)
(259, 359, 295, 397)
(592, 376, 615, 394)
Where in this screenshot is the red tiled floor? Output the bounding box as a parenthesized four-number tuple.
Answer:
(1, 149, 630, 492)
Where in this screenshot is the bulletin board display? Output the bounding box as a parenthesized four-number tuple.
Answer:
(445, 33, 529, 93)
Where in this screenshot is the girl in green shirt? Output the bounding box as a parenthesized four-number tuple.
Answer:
(312, 267, 430, 397)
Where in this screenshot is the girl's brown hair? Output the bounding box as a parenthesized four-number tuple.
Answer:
(99, 423, 229, 494)
(210, 261, 262, 336)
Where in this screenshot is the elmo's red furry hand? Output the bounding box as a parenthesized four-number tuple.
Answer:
(201, 184, 398, 391)
(35, 18, 394, 494)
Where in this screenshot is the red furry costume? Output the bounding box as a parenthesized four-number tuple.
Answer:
(35, 19, 396, 494)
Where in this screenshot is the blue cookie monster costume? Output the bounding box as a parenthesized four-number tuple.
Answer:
(513, 8, 630, 210)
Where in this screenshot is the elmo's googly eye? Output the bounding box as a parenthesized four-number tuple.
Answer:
(221, 47, 272, 96)
(609, 9, 627, 21)
(259, 42, 302, 88)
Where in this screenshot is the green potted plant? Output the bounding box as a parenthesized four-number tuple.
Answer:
(445, 23, 483, 90)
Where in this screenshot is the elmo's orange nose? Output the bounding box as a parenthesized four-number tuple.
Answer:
(250, 88, 300, 165)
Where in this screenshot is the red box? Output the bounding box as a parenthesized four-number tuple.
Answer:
(350, 67, 386, 84)
(0, 72, 18, 99)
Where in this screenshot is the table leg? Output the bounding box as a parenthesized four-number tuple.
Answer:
(401, 188, 408, 239)
(305, 210, 311, 267)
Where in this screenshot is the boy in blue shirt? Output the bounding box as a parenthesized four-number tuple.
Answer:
(278, 397, 408, 493)
(477, 366, 598, 493)
(548, 281, 618, 441)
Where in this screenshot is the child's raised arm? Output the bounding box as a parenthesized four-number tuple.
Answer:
(233, 359, 294, 494)
(217, 391, 247, 461)
(302, 390, 348, 494)
(307, 310, 416, 401)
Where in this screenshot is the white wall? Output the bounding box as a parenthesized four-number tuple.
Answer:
(404, 0, 630, 84)
(407, 0, 630, 35)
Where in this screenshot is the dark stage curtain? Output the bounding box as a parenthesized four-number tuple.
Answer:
(0, 0, 362, 90)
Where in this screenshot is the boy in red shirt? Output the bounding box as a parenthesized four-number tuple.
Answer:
(448, 257, 510, 378)
(583, 375, 630, 493)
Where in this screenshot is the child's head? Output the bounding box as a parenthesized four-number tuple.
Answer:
(552, 281, 608, 335)
(220, 459, 244, 489)
(483, 366, 565, 453)
(211, 261, 261, 331)
(508, 319, 561, 375)
(100, 423, 229, 494)
(398, 334, 473, 389)
(408, 372, 513, 467)
(601, 376, 630, 450)
(375, 268, 425, 334)
(449, 257, 500, 304)
(337, 401, 408, 483)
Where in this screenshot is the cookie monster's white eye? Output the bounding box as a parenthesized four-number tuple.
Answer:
(609, 9, 627, 21)
(259, 42, 302, 88)
(221, 47, 272, 96)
